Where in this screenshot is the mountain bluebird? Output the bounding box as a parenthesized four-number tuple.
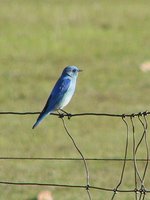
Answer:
(32, 66, 82, 129)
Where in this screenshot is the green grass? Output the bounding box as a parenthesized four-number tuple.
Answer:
(0, 0, 150, 199)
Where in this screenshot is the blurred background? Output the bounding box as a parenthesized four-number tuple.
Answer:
(0, 0, 150, 199)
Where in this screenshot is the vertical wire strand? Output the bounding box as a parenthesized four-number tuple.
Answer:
(142, 192, 146, 200)
(138, 115, 149, 186)
(135, 114, 149, 200)
(139, 193, 143, 200)
(130, 116, 138, 200)
(111, 116, 129, 200)
(60, 117, 92, 200)
(141, 115, 149, 183)
(138, 187, 146, 200)
(133, 115, 146, 185)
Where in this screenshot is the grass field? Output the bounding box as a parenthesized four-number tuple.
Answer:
(0, 0, 150, 199)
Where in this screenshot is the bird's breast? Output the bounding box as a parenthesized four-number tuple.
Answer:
(59, 79, 76, 109)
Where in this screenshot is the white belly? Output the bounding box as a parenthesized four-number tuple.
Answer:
(59, 81, 76, 109)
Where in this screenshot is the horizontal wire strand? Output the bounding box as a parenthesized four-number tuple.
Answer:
(0, 111, 149, 118)
(0, 181, 150, 193)
(0, 157, 150, 161)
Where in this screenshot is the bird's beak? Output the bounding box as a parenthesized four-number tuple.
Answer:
(78, 69, 83, 72)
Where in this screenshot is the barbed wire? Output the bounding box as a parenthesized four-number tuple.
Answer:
(0, 110, 150, 200)
(0, 110, 149, 117)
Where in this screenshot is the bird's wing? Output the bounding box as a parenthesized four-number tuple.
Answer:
(41, 77, 71, 113)
(32, 77, 71, 129)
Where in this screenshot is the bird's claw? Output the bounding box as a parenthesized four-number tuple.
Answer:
(58, 113, 65, 118)
(67, 113, 72, 120)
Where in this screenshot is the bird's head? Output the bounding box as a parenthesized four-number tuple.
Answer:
(62, 66, 82, 78)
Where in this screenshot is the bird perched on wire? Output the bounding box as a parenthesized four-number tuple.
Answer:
(32, 66, 82, 129)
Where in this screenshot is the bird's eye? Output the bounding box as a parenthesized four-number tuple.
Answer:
(72, 69, 76, 73)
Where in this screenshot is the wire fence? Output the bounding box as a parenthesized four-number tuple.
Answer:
(0, 110, 150, 200)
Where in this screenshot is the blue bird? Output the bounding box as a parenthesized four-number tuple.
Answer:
(32, 66, 82, 129)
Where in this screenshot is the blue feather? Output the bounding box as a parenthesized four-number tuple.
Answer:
(32, 66, 81, 129)
(32, 78, 71, 129)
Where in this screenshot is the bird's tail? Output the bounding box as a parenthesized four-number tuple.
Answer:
(32, 112, 49, 129)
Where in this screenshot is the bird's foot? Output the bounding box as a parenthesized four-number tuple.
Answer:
(57, 112, 65, 119)
(59, 109, 72, 120)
